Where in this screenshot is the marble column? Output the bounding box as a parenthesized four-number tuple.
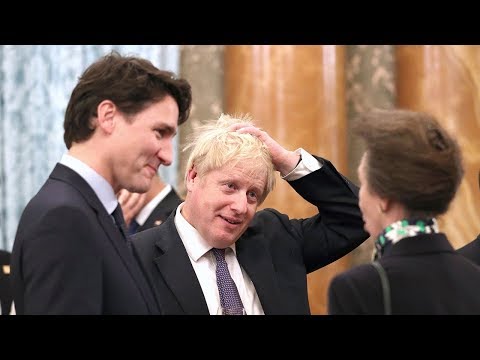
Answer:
(346, 45, 396, 266)
(396, 45, 480, 248)
(178, 45, 224, 196)
(224, 45, 349, 314)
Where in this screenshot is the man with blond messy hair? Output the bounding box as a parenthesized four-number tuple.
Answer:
(132, 114, 368, 315)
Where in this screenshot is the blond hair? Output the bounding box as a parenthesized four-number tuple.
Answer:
(183, 114, 276, 203)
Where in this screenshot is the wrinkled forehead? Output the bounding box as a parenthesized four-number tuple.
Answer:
(222, 159, 267, 182)
(221, 162, 268, 184)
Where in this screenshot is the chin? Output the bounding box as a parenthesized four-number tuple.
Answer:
(137, 177, 154, 192)
(128, 183, 148, 194)
(213, 238, 236, 249)
(368, 227, 380, 239)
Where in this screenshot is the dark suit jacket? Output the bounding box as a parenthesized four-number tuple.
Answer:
(457, 234, 480, 266)
(328, 233, 480, 314)
(11, 163, 159, 314)
(131, 158, 369, 314)
(137, 188, 182, 232)
(0, 250, 12, 315)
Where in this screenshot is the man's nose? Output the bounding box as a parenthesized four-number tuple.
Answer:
(157, 140, 173, 166)
(230, 193, 248, 214)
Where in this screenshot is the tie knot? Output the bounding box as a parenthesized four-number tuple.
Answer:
(211, 248, 226, 261)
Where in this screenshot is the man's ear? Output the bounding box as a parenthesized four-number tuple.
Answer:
(96, 100, 116, 134)
(185, 165, 198, 192)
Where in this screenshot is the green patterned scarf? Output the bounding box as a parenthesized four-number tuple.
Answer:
(373, 218, 438, 260)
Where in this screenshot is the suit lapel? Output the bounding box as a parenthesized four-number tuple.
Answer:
(236, 231, 284, 315)
(50, 163, 158, 313)
(152, 218, 209, 314)
(97, 211, 158, 312)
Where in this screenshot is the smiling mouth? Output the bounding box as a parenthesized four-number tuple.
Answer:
(220, 215, 241, 225)
(145, 164, 157, 174)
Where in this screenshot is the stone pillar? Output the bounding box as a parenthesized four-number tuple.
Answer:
(178, 45, 224, 196)
(346, 45, 396, 266)
(396, 45, 480, 248)
(224, 45, 349, 314)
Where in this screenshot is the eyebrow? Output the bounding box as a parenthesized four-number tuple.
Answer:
(250, 185, 263, 194)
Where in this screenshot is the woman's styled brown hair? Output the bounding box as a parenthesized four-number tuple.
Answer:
(353, 109, 464, 218)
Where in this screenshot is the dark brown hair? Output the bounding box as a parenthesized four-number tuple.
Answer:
(64, 50, 192, 149)
(353, 109, 464, 218)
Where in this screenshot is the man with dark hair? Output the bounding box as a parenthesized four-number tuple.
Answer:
(11, 51, 192, 314)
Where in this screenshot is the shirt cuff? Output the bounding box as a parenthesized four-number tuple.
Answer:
(281, 148, 323, 181)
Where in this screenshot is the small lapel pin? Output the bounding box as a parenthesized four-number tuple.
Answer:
(3, 265, 10, 274)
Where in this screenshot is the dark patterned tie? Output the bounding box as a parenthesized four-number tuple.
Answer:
(128, 219, 140, 235)
(111, 205, 129, 240)
(211, 248, 244, 315)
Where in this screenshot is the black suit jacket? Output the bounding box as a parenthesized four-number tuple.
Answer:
(11, 163, 159, 314)
(457, 234, 480, 266)
(131, 158, 369, 314)
(136, 188, 182, 232)
(328, 233, 480, 314)
(0, 250, 12, 315)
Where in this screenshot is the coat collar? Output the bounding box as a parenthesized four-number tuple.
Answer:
(153, 216, 209, 314)
(235, 227, 287, 314)
(382, 232, 455, 258)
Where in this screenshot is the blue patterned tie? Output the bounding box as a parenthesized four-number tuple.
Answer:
(211, 248, 244, 315)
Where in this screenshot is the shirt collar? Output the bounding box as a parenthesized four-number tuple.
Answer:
(60, 153, 118, 214)
(174, 203, 237, 262)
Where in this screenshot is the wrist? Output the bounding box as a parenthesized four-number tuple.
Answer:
(279, 153, 302, 177)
